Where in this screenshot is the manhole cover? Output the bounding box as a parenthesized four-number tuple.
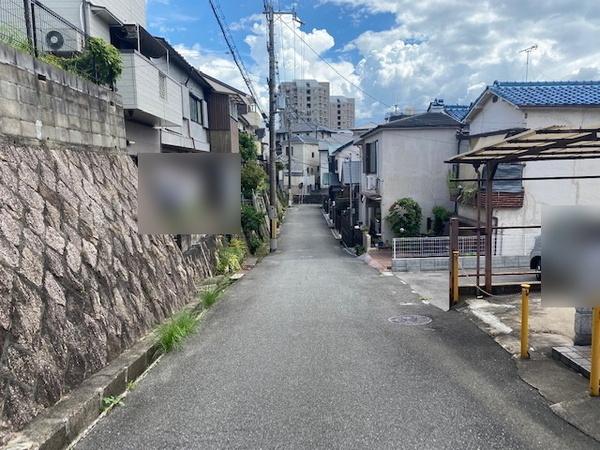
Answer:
(388, 315, 432, 326)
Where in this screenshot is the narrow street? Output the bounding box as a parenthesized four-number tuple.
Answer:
(76, 205, 597, 449)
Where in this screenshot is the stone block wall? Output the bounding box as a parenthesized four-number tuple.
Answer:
(0, 45, 211, 440)
(0, 43, 126, 150)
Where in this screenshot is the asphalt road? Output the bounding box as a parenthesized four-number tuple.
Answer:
(76, 205, 598, 449)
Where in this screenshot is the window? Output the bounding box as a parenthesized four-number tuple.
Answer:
(364, 141, 378, 174)
(189, 95, 203, 124)
(311, 152, 314, 158)
(159, 73, 167, 100)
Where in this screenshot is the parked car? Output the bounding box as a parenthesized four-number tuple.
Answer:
(529, 235, 541, 281)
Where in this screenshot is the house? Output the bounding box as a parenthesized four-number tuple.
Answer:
(44, 0, 252, 155)
(457, 81, 600, 231)
(357, 101, 465, 244)
(151, 38, 212, 153)
(46, 0, 184, 152)
(282, 135, 320, 194)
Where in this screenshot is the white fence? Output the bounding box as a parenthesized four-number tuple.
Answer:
(392, 230, 539, 260)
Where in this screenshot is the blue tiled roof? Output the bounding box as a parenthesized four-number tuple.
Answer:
(444, 104, 470, 121)
(490, 80, 600, 107)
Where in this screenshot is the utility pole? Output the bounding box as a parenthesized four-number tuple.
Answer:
(265, 1, 278, 252)
(264, 2, 301, 251)
(286, 108, 292, 207)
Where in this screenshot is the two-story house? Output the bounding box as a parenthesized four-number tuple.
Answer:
(357, 102, 465, 244)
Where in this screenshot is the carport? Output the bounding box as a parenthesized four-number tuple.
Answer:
(446, 126, 600, 298)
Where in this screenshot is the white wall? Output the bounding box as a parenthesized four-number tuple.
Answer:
(153, 58, 210, 151)
(335, 145, 360, 176)
(125, 120, 160, 154)
(43, 0, 83, 30)
(373, 128, 457, 243)
(91, 0, 147, 26)
(117, 52, 182, 127)
(493, 108, 600, 228)
(469, 96, 525, 135)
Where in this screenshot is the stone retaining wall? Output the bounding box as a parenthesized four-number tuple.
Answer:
(0, 45, 212, 441)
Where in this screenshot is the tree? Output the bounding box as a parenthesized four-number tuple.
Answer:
(387, 198, 422, 237)
(241, 161, 267, 197)
(239, 131, 258, 163)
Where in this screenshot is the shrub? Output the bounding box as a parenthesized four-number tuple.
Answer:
(247, 235, 263, 255)
(241, 205, 263, 234)
(241, 161, 267, 197)
(229, 237, 247, 259)
(432, 206, 450, 236)
(240, 131, 258, 163)
(66, 37, 122, 86)
(0, 27, 33, 53)
(387, 198, 422, 237)
(157, 311, 197, 353)
(216, 239, 246, 275)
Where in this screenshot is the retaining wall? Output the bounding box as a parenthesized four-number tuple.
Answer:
(0, 44, 212, 441)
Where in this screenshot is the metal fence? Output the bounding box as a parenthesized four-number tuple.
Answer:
(393, 229, 539, 259)
(1, 0, 87, 58)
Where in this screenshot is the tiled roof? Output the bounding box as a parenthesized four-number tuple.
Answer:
(359, 111, 461, 140)
(443, 105, 470, 122)
(489, 80, 600, 107)
(381, 111, 462, 129)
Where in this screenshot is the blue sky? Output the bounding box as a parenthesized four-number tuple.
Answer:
(147, 1, 600, 125)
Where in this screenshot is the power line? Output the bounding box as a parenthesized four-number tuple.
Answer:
(208, 0, 266, 117)
(279, 18, 391, 108)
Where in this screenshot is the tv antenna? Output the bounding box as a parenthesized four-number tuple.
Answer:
(519, 44, 538, 81)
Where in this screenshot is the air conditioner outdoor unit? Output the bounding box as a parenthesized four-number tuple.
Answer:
(366, 175, 378, 191)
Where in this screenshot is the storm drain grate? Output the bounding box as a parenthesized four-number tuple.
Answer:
(388, 315, 432, 326)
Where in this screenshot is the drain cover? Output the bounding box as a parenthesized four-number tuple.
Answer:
(388, 315, 432, 326)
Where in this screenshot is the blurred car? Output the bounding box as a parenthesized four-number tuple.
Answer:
(529, 235, 541, 281)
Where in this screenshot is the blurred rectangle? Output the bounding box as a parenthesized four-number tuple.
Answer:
(542, 206, 600, 307)
(138, 153, 241, 235)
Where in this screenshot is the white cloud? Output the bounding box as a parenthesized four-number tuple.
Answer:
(172, 1, 600, 123)
(322, 0, 600, 115)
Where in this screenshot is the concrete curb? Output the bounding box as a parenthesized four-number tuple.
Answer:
(5, 333, 161, 450)
(4, 265, 256, 450)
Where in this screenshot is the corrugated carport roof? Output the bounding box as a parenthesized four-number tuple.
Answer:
(447, 126, 600, 165)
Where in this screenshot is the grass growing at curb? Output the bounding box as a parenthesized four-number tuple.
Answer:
(157, 310, 198, 354)
(101, 395, 124, 412)
(201, 287, 221, 308)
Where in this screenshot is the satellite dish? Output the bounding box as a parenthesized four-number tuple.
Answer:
(46, 31, 65, 51)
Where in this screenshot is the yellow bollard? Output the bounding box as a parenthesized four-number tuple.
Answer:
(451, 251, 459, 305)
(590, 307, 600, 396)
(520, 284, 530, 359)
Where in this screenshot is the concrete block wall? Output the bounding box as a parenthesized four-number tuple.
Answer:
(0, 43, 126, 150)
(392, 255, 530, 272)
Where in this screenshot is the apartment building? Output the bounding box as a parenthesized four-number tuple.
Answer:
(329, 96, 355, 130)
(279, 79, 330, 128)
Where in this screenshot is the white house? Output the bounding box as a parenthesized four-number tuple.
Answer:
(357, 102, 465, 244)
(458, 81, 600, 232)
(282, 135, 319, 195)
